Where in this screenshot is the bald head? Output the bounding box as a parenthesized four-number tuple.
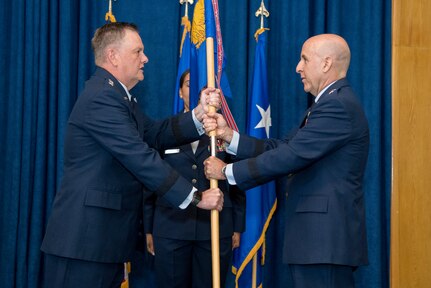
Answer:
(296, 34, 351, 96)
(306, 34, 351, 78)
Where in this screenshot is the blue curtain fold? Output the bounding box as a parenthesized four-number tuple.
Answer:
(0, 1, 390, 287)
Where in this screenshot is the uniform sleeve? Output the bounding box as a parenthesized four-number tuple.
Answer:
(233, 98, 352, 191)
(82, 88, 194, 207)
(141, 112, 200, 151)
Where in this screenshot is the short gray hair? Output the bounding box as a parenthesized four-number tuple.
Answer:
(91, 22, 139, 65)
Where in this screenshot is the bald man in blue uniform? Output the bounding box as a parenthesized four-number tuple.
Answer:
(204, 34, 369, 288)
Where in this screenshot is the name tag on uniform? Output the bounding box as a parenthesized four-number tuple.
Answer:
(164, 148, 180, 154)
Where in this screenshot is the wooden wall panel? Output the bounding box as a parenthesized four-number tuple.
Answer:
(391, 0, 431, 287)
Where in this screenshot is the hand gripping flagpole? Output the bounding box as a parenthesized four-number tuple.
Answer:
(206, 0, 220, 286)
(204, 0, 236, 285)
(206, 34, 221, 288)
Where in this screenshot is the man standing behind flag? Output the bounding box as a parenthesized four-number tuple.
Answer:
(204, 34, 369, 288)
(41, 22, 224, 288)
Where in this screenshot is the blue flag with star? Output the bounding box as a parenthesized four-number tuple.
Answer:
(232, 29, 277, 288)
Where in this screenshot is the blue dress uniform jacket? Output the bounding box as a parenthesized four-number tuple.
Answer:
(142, 136, 245, 288)
(231, 78, 369, 266)
(41, 67, 202, 263)
(143, 136, 246, 241)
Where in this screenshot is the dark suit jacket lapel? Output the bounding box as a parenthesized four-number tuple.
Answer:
(181, 137, 208, 161)
(130, 97, 145, 137)
(94, 68, 144, 136)
(181, 142, 196, 160)
(194, 136, 209, 159)
(299, 78, 350, 129)
(299, 106, 313, 128)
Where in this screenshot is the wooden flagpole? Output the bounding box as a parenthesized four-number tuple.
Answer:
(206, 35, 221, 288)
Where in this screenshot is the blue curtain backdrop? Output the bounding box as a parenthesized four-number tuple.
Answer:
(0, 1, 391, 287)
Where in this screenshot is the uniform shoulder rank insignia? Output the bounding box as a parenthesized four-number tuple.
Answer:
(108, 79, 114, 86)
(328, 88, 337, 94)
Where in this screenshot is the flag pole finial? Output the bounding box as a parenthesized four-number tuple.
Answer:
(105, 0, 117, 23)
(255, 0, 269, 29)
(180, 0, 194, 18)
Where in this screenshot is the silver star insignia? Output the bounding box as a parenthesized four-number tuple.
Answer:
(254, 104, 272, 138)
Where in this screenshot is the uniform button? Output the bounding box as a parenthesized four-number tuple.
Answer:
(192, 164, 197, 170)
(192, 179, 197, 184)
